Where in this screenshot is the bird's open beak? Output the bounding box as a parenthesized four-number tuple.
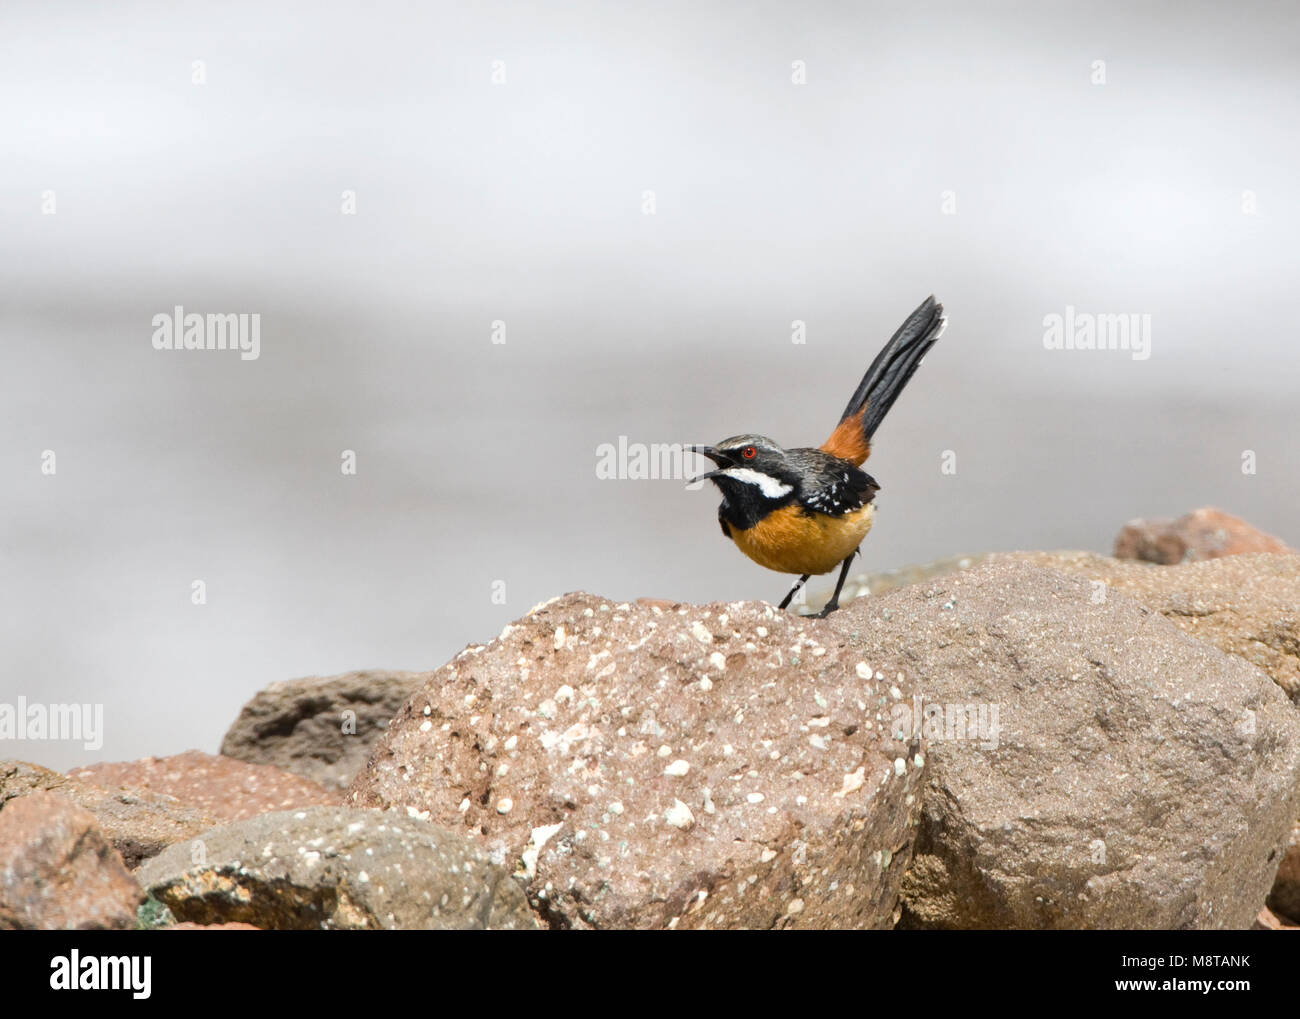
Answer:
(687, 445, 733, 486)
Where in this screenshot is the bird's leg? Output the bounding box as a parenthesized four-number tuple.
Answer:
(814, 552, 858, 618)
(777, 574, 811, 610)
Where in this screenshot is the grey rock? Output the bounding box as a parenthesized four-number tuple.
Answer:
(135, 806, 535, 930)
(220, 670, 427, 790)
(995, 550, 1300, 702)
(804, 553, 989, 613)
(821, 558, 1300, 929)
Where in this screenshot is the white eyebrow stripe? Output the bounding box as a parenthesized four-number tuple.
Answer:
(720, 468, 793, 499)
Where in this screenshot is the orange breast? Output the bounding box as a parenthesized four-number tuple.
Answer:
(725, 502, 875, 575)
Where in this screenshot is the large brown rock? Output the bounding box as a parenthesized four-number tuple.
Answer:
(819, 559, 1300, 929)
(347, 593, 926, 929)
(2, 759, 215, 868)
(220, 670, 427, 790)
(1114, 507, 1291, 564)
(69, 750, 337, 823)
(806, 554, 988, 614)
(0, 792, 144, 929)
(999, 552, 1300, 702)
(135, 806, 534, 930)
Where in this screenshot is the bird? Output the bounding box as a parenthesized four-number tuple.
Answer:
(689, 296, 946, 617)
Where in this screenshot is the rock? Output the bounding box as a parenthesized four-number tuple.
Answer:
(220, 670, 427, 791)
(998, 551, 1300, 702)
(1, 759, 215, 868)
(805, 554, 989, 614)
(1114, 507, 1291, 564)
(1269, 819, 1300, 924)
(0, 792, 144, 929)
(346, 593, 926, 930)
(69, 750, 337, 823)
(135, 806, 534, 930)
(166, 921, 261, 930)
(1254, 906, 1299, 930)
(977, 552, 1300, 924)
(817, 559, 1300, 930)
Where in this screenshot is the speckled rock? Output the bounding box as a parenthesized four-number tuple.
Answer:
(347, 593, 926, 929)
(1114, 507, 1291, 563)
(1269, 820, 1300, 924)
(2, 759, 215, 868)
(135, 806, 535, 930)
(998, 551, 1300, 701)
(220, 670, 428, 790)
(820, 559, 1300, 929)
(0, 792, 144, 929)
(69, 750, 337, 823)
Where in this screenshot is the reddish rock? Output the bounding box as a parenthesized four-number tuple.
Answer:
(69, 750, 337, 823)
(1254, 907, 1299, 930)
(2, 759, 215, 868)
(347, 593, 926, 930)
(1269, 819, 1300, 924)
(166, 922, 261, 930)
(0, 792, 144, 929)
(1114, 507, 1290, 564)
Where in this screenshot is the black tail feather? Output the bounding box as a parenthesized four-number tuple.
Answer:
(839, 295, 946, 441)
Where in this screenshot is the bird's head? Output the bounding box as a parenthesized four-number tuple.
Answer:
(688, 435, 800, 502)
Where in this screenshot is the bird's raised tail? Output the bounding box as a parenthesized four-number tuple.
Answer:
(820, 295, 946, 465)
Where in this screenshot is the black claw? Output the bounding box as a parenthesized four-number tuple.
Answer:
(812, 552, 857, 619)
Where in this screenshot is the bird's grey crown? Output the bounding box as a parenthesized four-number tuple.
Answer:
(714, 434, 782, 453)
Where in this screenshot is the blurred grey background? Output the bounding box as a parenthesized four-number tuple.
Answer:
(2, 1, 1296, 769)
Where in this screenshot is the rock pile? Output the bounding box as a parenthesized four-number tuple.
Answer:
(3, 510, 1297, 930)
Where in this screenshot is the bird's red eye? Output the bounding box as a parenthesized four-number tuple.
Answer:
(742, 446, 757, 459)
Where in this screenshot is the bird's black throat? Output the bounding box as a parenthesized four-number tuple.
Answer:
(711, 475, 797, 533)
